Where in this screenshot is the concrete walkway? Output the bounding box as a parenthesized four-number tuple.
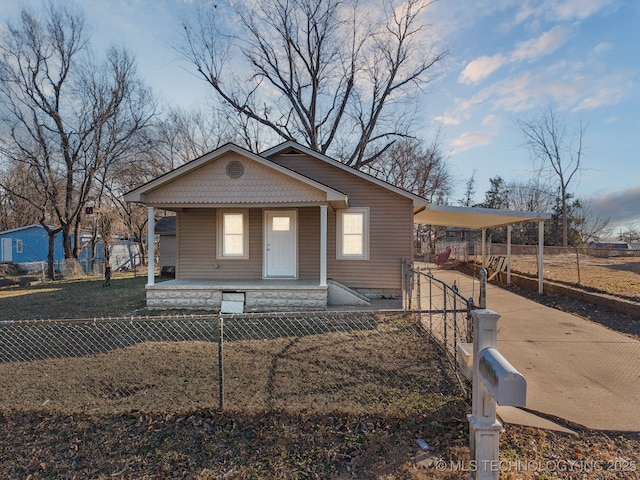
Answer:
(419, 264, 640, 432)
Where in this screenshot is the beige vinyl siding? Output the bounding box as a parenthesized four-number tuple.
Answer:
(177, 206, 328, 282)
(270, 154, 413, 290)
(297, 207, 320, 279)
(177, 208, 263, 280)
(144, 152, 326, 205)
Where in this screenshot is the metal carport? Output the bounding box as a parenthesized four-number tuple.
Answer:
(413, 204, 551, 293)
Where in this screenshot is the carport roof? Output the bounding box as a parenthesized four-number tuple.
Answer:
(414, 204, 550, 229)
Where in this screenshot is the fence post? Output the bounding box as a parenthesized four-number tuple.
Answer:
(429, 273, 433, 334)
(453, 293, 457, 368)
(401, 258, 406, 310)
(479, 268, 487, 309)
(408, 263, 413, 311)
(466, 297, 474, 343)
(443, 284, 447, 348)
(218, 313, 224, 410)
(416, 266, 421, 313)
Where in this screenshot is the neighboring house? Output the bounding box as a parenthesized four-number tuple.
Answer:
(155, 216, 176, 277)
(77, 235, 142, 273)
(588, 241, 630, 249)
(0, 224, 140, 274)
(125, 141, 430, 312)
(0, 224, 64, 266)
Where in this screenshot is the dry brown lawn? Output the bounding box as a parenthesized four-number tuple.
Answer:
(508, 253, 640, 301)
(1, 269, 639, 478)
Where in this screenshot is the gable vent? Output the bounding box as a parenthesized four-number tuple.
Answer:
(226, 160, 244, 179)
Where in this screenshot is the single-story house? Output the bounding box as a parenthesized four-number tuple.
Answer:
(125, 141, 431, 312)
(0, 224, 64, 265)
(126, 141, 552, 312)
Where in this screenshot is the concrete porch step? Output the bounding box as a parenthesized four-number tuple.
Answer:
(327, 280, 371, 307)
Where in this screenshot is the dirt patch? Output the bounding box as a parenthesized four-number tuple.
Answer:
(509, 254, 640, 302)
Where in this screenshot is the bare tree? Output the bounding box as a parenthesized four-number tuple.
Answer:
(154, 107, 236, 168)
(572, 197, 612, 245)
(94, 208, 122, 285)
(0, 3, 155, 270)
(620, 222, 640, 244)
(179, 0, 447, 168)
(518, 104, 584, 247)
(0, 163, 43, 231)
(367, 136, 451, 201)
(505, 178, 555, 244)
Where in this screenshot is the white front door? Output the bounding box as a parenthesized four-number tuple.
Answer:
(264, 210, 297, 278)
(1, 238, 12, 262)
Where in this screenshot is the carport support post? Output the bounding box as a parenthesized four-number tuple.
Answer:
(538, 220, 544, 294)
(469, 309, 502, 480)
(506, 225, 512, 286)
(481, 229, 487, 267)
(147, 207, 155, 286)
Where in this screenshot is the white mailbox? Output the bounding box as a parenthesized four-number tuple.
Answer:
(478, 347, 526, 407)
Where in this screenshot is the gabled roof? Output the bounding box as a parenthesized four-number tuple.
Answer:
(0, 224, 56, 235)
(263, 142, 551, 229)
(124, 142, 348, 205)
(262, 141, 429, 208)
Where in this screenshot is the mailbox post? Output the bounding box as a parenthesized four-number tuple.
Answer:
(468, 309, 527, 480)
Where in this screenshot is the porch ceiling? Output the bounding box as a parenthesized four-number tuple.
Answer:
(414, 204, 550, 229)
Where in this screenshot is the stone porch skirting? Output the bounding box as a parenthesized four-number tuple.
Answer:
(146, 279, 327, 313)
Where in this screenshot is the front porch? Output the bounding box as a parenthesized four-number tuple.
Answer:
(147, 279, 328, 312)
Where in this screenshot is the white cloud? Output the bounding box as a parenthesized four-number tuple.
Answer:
(573, 82, 627, 111)
(451, 131, 493, 155)
(481, 114, 501, 127)
(435, 114, 460, 126)
(593, 42, 612, 55)
(510, 25, 571, 62)
(552, 0, 613, 21)
(514, 0, 613, 24)
(458, 54, 506, 84)
(453, 58, 632, 117)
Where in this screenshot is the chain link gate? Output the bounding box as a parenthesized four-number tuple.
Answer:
(402, 258, 477, 392)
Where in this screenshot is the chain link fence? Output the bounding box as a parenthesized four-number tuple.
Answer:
(0, 311, 462, 415)
(402, 259, 475, 393)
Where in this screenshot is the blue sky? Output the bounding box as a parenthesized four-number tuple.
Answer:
(2, 0, 639, 235)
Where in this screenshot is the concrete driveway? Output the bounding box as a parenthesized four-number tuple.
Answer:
(426, 266, 640, 432)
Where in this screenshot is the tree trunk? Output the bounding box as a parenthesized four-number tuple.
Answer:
(46, 230, 58, 280)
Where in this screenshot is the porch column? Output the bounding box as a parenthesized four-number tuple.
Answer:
(320, 205, 327, 287)
(147, 207, 155, 286)
(538, 220, 544, 294)
(507, 224, 512, 286)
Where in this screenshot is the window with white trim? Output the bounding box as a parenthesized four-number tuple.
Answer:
(336, 208, 369, 259)
(217, 209, 249, 259)
(16, 239, 23, 253)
